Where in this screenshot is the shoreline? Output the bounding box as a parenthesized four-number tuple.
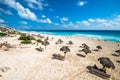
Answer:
(18, 30, 120, 43)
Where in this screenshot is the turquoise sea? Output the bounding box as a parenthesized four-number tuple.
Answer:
(21, 30, 120, 42)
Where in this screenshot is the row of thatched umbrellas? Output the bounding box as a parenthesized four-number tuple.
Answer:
(19, 35, 118, 71)
(80, 43, 115, 71)
(35, 37, 116, 74)
(58, 40, 116, 74)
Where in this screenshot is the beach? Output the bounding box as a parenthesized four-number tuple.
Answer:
(0, 0, 120, 79)
(0, 33, 120, 80)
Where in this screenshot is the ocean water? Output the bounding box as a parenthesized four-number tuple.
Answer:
(21, 30, 120, 42)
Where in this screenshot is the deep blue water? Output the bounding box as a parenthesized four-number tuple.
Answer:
(21, 30, 120, 42)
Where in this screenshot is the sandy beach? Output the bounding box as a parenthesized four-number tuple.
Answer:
(0, 0, 120, 79)
(0, 33, 120, 80)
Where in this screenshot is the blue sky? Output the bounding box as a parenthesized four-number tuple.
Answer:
(0, 0, 120, 30)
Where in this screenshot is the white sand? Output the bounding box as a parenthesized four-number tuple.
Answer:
(0, 34, 120, 80)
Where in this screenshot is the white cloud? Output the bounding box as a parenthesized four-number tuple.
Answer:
(0, 0, 51, 24)
(60, 17, 68, 23)
(78, 1, 87, 6)
(54, 23, 59, 26)
(25, 0, 48, 10)
(0, 18, 5, 23)
(1, 0, 38, 21)
(16, 2, 38, 21)
(28, 3, 36, 9)
(88, 18, 95, 22)
(25, 0, 38, 4)
(46, 18, 52, 24)
(115, 15, 120, 22)
(39, 18, 52, 24)
(0, 8, 13, 15)
(76, 21, 90, 26)
(19, 21, 28, 25)
(103, 22, 112, 27)
(41, 15, 46, 18)
(96, 18, 107, 23)
(63, 22, 79, 29)
(60, 15, 120, 30)
(81, 20, 90, 26)
(4, 10, 13, 15)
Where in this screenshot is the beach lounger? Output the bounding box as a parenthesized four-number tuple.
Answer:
(52, 54, 65, 61)
(36, 47, 44, 52)
(90, 67, 111, 79)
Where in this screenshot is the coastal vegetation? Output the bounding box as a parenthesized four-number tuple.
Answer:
(19, 36, 31, 40)
(18, 34, 42, 44)
(33, 39, 42, 46)
(21, 40, 32, 44)
(0, 32, 7, 37)
(19, 35, 34, 44)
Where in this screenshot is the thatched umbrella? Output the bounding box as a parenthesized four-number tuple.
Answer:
(115, 50, 120, 56)
(60, 46, 70, 56)
(82, 43, 89, 49)
(82, 48, 91, 55)
(37, 34, 44, 39)
(55, 39, 63, 44)
(41, 39, 49, 49)
(68, 41, 73, 45)
(98, 57, 115, 72)
(96, 45, 102, 49)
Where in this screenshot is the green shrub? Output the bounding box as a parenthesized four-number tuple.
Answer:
(19, 35, 35, 40)
(0, 32, 7, 36)
(19, 36, 31, 40)
(21, 40, 32, 44)
(36, 39, 42, 43)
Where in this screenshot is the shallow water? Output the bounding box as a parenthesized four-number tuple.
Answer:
(20, 30, 120, 42)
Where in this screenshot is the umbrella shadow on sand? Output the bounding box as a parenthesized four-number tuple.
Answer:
(111, 53, 119, 57)
(86, 65, 103, 72)
(51, 53, 65, 61)
(116, 60, 120, 63)
(86, 66, 92, 72)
